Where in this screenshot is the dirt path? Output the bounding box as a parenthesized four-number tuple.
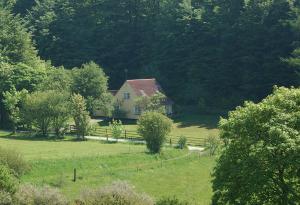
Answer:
(85, 136, 205, 152)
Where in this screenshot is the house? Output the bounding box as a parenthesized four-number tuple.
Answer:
(94, 79, 173, 119)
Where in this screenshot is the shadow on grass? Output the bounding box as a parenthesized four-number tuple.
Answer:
(97, 118, 137, 127)
(0, 132, 78, 142)
(173, 114, 221, 129)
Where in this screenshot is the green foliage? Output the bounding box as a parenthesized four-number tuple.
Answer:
(135, 92, 167, 114)
(25, 0, 299, 111)
(0, 7, 46, 127)
(156, 197, 189, 205)
(109, 119, 124, 141)
(78, 181, 154, 205)
(0, 165, 17, 194)
(212, 87, 300, 204)
(70, 94, 91, 140)
(0, 146, 28, 177)
(0, 7, 40, 67)
(48, 92, 70, 138)
(22, 90, 70, 136)
(72, 62, 111, 114)
(137, 112, 173, 153)
(2, 87, 28, 132)
(177, 136, 187, 149)
(38, 67, 72, 92)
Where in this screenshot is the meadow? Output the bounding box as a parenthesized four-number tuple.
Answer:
(0, 114, 218, 204)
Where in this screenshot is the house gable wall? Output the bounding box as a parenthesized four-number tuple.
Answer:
(115, 82, 140, 119)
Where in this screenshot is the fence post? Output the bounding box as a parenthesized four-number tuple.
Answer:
(170, 138, 172, 146)
(106, 128, 108, 141)
(124, 130, 127, 139)
(73, 168, 77, 182)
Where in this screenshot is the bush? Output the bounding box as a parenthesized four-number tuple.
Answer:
(14, 184, 68, 205)
(109, 119, 124, 141)
(156, 197, 189, 205)
(177, 136, 187, 149)
(0, 191, 13, 205)
(0, 165, 17, 194)
(0, 147, 28, 177)
(137, 112, 173, 153)
(78, 181, 153, 205)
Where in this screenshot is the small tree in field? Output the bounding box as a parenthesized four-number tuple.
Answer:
(212, 87, 300, 204)
(70, 94, 91, 140)
(109, 119, 124, 142)
(137, 112, 172, 153)
(205, 135, 220, 156)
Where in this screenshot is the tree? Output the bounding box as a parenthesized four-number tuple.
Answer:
(21, 90, 70, 136)
(204, 135, 220, 156)
(212, 87, 300, 204)
(48, 92, 70, 138)
(71, 62, 112, 114)
(2, 87, 28, 133)
(0, 7, 46, 127)
(38, 67, 72, 92)
(70, 94, 91, 140)
(137, 112, 172, 153)
(22, 91, 53, 136)
(135, 92, 167, 114)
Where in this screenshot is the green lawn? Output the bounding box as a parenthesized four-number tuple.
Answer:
(0, 131, 146, 160)
(0, 131, 215, 204)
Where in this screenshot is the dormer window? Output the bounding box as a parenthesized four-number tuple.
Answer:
(124, 92, 130, 100)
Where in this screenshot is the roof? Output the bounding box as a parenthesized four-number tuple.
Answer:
(126, 79, 163, 97)
(125, 78, 173, 105)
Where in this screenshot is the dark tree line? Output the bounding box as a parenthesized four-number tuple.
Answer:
(2, 0, 300, 114)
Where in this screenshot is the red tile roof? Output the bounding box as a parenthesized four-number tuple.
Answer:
(126, 78, 163, 97)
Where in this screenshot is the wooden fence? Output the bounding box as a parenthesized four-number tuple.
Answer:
(91, 127, 205, 146)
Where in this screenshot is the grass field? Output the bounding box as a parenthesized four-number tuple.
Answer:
(0, 130, 215, 204)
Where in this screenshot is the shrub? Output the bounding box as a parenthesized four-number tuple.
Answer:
(137, 112, 173, 153)
(78, 181, 154, 205)
(0, 165, 17, 194)
(109, 119, 124, 141)
(156, 197, 189, 205)
(0, 147, 28, 177)
(14, 184, 68, 205)
(0, 191, 13, 205)
(177, 136, 187, 149)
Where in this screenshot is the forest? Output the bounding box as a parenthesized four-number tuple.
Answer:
(1, 0, 300, 127)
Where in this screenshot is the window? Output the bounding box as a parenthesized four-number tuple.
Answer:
(134, 105, 141, 115)
(123, 92, 130, 100)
